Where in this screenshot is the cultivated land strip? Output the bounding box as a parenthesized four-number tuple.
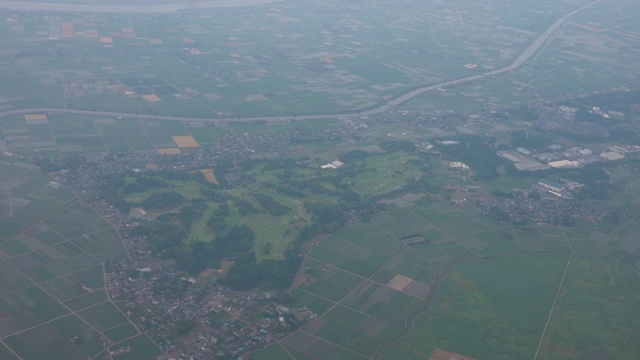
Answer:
(372, 250, 572, 359)
(0, 0, 603, 125)
(0, 339, 21, 359)
(533, 258, 572, 360)
(0, 168, 153, 357)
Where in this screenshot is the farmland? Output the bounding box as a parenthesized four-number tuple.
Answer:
(0, 0, 639, 359)
(0, 0, 616, 120)
(249, 195, 640, 359)
(0, 155, 159, 359)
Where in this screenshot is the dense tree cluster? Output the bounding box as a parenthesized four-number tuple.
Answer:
(104, 151, 437, 291)
(509, 130, 552, 152)
(437, 135, 506, 180)
(253, 193, 291, 216)
(379, 140, 416, 153)
(565, 167, 612, 200)
(141, 191, 184, 209)
(36, 155, 86, 172)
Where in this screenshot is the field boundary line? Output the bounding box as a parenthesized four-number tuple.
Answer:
(298, 329, 370, 359)
(559, 225, 576, 254)
(0, 338, 22, 359)
(533, 258, 571, 360)
(408, 210, 481, 257)
(279, 343, 296, 360)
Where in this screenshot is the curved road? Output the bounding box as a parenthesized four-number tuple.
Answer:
(0, 0, 601, 124)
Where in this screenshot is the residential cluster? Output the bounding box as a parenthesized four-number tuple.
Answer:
(105, 234, 315, 360)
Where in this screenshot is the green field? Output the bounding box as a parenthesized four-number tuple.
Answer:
(538, 257, 640, 359)
(253, 185, 640, 359)
(1, 1, 640, 359)
(0, 159, 155, 359)
(0, 0, 629, 124)
(386, 254, 569, 359)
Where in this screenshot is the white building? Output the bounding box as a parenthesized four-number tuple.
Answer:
(600, 151, 624, 161)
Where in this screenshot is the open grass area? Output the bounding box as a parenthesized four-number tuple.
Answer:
(386, 254, 569, 359)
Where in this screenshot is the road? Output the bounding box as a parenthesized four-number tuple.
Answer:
(0, 0, 602, 124)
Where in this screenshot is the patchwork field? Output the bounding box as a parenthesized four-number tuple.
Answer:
(400, 0, 640, 113)
(251, 189, 640, 359)
(0, 156, 158, 359)
(0, 0, 638, 359)
(0, 0, 614, 120)
(0, 111, 347, 157)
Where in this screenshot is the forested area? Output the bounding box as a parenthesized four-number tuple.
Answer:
(97, 149, 443, 290)
(437, 135, 506, 180)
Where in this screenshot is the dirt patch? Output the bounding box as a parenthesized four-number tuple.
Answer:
(24, 114, 47, 124)
(171, 135, 199, 148)
(198, 268, 216, 278)
(191, 169, 218, 184)
(387, 274, 413, 291)
(142, 94, 161, 102)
